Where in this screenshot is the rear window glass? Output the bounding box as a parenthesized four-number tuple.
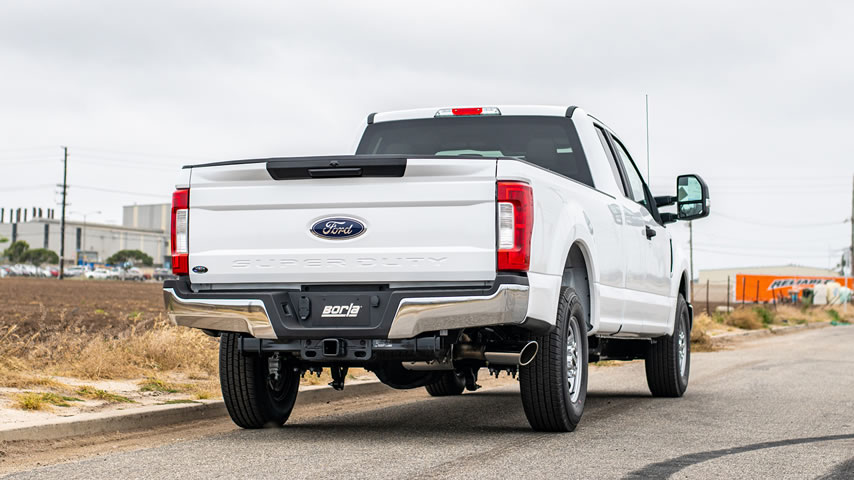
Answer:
(356, 116, 594, 187)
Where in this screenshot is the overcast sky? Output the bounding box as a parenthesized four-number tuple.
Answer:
(1, 1, 852, 275)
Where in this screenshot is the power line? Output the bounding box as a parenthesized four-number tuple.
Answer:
(0, 146, 55, 154)
(72, 158, 176, 171)
(699, 231, 845, 245)
(74, 146, 211, 162)
(712, 212, 846, 228)
(693, 247, 840, 259)
(71, 185, 169, 198)
(0, 184, 54, 192)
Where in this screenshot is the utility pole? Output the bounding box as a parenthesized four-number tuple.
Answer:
(689, 220, 694, 302)
(850, 174, 853, 278)
(59, 146, 68, 280)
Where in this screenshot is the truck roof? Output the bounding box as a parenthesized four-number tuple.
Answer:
(369, 105, 580, 124)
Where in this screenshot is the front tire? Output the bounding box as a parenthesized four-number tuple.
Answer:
(645, 294, 691, 397)
(425, 371, 466, 396)
(519, 287, 588, 432)
(219, 333, 300, 429)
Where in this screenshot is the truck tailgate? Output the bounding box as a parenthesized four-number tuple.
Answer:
(187, 157, 497, 284)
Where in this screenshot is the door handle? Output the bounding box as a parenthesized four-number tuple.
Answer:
(644, 225, 657, 240)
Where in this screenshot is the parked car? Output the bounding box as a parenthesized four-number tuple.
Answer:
(153, 268, 177, 281)
(64, 266, 87, 277)
(120, 267, 144, 281)
(163, 105, 711, 432)
(37, 266, 58, 277)
(85, 268, 115, 280)
(11, 264, 38, 276)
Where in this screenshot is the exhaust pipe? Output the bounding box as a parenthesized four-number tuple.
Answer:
(455, 341, 539, 366)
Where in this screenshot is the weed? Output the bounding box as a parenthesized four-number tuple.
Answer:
(827, 309, 842, 323)
(590, 360, 622, 367)
(159, 399, 199, 405)
(75, 386, 133, 403)
(94, 309, 106, 315)
(138, 377, 180, 393)
(13, 392, 81, 410)
(753, 306, 776, 326)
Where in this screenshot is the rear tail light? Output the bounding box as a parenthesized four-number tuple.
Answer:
(171, 188, 189, 275)
(435, 106, 501, 117)
(497, 181, 533, 271)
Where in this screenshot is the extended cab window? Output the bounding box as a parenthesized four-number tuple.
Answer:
(357, 116, 595, 188)
(610, 138, 647, 207)
(594, 125, 627, 196)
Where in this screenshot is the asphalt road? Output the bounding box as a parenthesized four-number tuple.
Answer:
(6, 326, 854, 479)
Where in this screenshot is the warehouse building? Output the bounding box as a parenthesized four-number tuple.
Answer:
(123, 203, 170, 232)
(0, 204, 170, 266)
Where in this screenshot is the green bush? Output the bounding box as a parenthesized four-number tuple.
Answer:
(3, 240, 30, 262)
(25, 248, 59, 266)
(753, 306, 776, 326)
(106, 249, 153, 266)
(827, 309, 842, 323)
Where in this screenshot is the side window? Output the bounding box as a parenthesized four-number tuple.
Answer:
(610, 137, 647, 207)
(594, 126, 627, 196)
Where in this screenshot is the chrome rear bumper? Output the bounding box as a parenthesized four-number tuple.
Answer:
(163, 288, 276, 339)
(387, 284, 528, 338)
(163, 283, 529, 340)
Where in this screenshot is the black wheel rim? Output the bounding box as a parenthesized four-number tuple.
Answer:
(267, 371, 293, 403)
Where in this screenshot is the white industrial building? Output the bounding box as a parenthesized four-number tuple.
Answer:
(0, 204, 170, 266)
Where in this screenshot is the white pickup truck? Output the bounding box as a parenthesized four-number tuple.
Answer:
(163, 105, 710, 432)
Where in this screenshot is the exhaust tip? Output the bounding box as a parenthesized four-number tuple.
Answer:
(518, 341, 538, 366)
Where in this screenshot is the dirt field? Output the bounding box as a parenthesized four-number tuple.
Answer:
(0, 277, 165, 337)
(0, 278, 368, 420)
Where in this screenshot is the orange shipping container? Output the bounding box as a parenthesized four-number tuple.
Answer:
(735, 274, 854, 303)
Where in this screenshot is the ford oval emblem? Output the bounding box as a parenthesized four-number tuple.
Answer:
(192, 265, 208, 274)
(311, 217, 366, 240)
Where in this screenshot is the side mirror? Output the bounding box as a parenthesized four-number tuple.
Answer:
(676, 174, 710, 221)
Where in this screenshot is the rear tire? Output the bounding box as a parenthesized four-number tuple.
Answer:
(425, 371, 466, 396)
(219, 333, 300, 429)
(645, 294, 691, 397)
(519, 287, 588, 432)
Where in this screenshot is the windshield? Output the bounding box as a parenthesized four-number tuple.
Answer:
(356, 116, 594, 187)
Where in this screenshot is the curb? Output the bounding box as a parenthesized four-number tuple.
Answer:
(0, 380, 390, 443)
(711, 321, 831, 341)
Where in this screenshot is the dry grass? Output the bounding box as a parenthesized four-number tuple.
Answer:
(690, 313, 717, 352)
(725, 308, 764, 330)
(590, 360, 623, 367)
(699, 304, 849, 336)
(300, 368, 370, 386)
(0, 370, 73, 391)
(773, 305, 846, 325)
(13, 392, 82, 410)
(0, 317, 219, 384)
